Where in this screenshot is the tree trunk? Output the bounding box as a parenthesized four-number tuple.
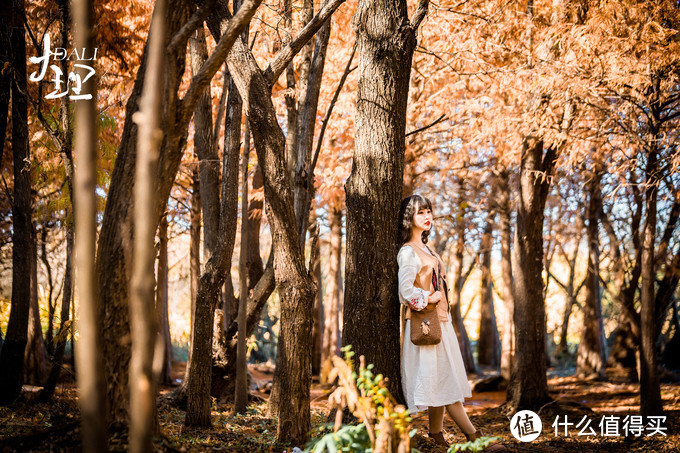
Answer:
(449, 181, 476, 374)
(95, 0, 192, 427)
(0, 0, 31, 404)
(185, 72, 241, 427)
(640, 142, 662, 417)
(129, 3, 168, 447)
(342, 0, 424, 405)
(321, 204, 342, 383)
(72, 0, 107, 448)
(235, 117, 251, 413)
(478, 220, 500, 368)
(293, 0, 332, 240)
(189, 166, 201, 362)
(246, 165, 264, 288)
(201, 0, 343, 439)
(39, 212, 74, 401)
(25, 224, 48, 385)
(601, 169, 642, 379)
(506, 137, 554, 411)
(310, 219, 323, 376)
(189, 28, 220, 258)
(496, 170, 515, 382)
(576, 169, 606, 379)
(157, 214, 173, 386)
(41, 227, 56, 356)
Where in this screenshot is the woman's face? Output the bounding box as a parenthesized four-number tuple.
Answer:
(412, 205, 433, 232)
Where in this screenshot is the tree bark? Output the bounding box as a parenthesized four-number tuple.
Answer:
(576, 169, 606, 379)
(343, 0, 426, 404)
(478, 219, 500, 368)
(0, 0, 31, 405)
(506, 137, 554, 411)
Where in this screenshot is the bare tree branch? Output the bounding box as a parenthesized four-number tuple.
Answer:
(406, 113, 446, 138)
(410, 0, 429, 30)
(263, 0, 346, 86)
(180, 0, 262, 123)
(167, 0, 217, 53)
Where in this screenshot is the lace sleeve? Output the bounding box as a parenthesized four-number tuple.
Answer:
(397, 246, 430, 311)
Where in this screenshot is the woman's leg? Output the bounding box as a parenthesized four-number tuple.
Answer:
(445, 401, 476, 435)
(428, 406, 445, 433)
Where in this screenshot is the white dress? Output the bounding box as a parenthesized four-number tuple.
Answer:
(398, 245, 472, 413)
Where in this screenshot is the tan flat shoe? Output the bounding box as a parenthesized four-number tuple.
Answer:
(428, 431, 450, 447)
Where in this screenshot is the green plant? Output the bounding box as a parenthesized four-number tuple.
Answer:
(307, 423, 372, 452)
(447, 436, 501, 452)
(306, 346, 413, 453)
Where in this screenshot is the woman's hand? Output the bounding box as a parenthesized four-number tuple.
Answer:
(428, 291, 442, 304)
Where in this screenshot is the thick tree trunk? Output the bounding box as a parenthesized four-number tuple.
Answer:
(321, 204, 342, 380)
(157, 214, 173, 386)
(506, 137, 554, 411)
(25, 225, 48, 385)
(478, 220, 500, 368)
(576, 169, 606, 379)
(640, 143, 663, 417)
(95, 0, 192, 427)
(0, 0, 31, 404)
(496, 170, 515, 382)
(343, 0, 427, 404)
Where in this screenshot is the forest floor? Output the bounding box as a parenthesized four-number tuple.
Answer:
(0, 363, 678, 452)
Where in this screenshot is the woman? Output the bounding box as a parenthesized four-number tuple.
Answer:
(397, 194, 504, 451)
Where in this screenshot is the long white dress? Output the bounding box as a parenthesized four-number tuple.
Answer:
(398, 245, 472, 414)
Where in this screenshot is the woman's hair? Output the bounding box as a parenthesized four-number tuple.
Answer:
(398, 194, 433, 246)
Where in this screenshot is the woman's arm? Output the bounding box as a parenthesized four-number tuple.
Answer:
(397, 246, 430, 310)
